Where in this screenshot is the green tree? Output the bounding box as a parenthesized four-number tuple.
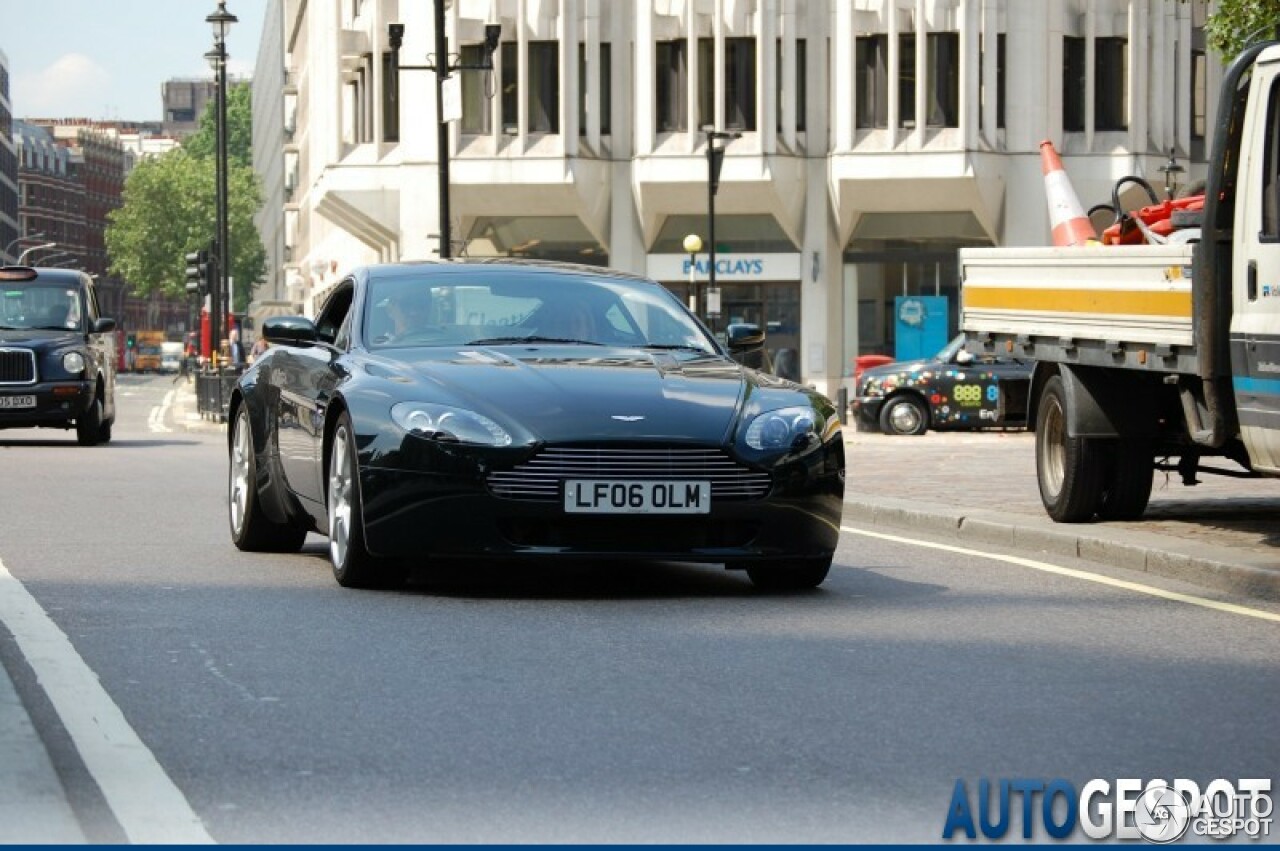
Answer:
(182, 83, 254, 168)
(1194, 0, 1280, 60)
(106, 82, 264, 312)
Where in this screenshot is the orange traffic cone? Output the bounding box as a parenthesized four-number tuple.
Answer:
(1040, 140, 1098, 247)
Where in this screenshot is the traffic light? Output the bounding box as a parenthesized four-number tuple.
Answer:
(185, 249, 209, 296)
(126, 334, 136, 349)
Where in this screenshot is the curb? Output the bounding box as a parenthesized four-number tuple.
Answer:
(844, 495, 1280, 603)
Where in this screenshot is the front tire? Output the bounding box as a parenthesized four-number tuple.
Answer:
(879, 394, 929, 436)
(327, 413, 406, 589)
(229, 407, 308, 552)
(744, 555, 833, 592)
(76, 393, 104, 446)
(1035, 375, 1103, 522)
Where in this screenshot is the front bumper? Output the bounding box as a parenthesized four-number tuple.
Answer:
(850, 395, 884, 431)
(0, 381, 93, 430)
(357, 441, 846, 563)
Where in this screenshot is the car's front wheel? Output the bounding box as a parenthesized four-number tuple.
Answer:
(743, 555, 833, 592)
(327, 413, 406, 589)
(879, 394, 929, 436)
(229, 407, 308, 552)
(76, 393, 104, 446)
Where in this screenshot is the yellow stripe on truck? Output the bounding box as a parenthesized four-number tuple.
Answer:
(964, 287, 1192, 317)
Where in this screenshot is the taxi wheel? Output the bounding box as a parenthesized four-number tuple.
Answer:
(879, 394, 929, 436)
(744, 555, 832, 592)
(76, 394, 104, 446)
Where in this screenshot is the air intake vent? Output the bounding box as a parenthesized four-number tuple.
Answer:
(0, 349, 36, 385)
(487, 446, 771, 502)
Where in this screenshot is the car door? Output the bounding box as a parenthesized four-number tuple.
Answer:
(83, 281, 115, 420)
(274, 282, 355, 507)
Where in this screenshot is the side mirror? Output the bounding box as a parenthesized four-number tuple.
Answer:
(725, 322, 766, 369)
(954, 349, 975, 366)
(93, 317, 116, 333)
(263, 315, 318, 346)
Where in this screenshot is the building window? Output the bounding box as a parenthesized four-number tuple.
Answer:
(578, 42, 612, 136)
(656, 40, 688, 132)
(527, 41, 560, 133)
(501, 42, 518, 133)
(855, 34, 888, 129)
(776, 38, 807, 133)
(1063, 36, 1086, 132)
(461, 44, 493, 134)
(694, 38, 758, 132)
(1095, 37, 1128, 130)
(978, 33, 1006, 131)
(1064, 36, 1128, 133)
(725, 38, 757, 131)
(1192, 47, 1203, 159)
(927, 33, 959, 127)
(381, 51, 399, 143)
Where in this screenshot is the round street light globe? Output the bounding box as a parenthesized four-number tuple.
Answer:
(682, 234, 703, 254)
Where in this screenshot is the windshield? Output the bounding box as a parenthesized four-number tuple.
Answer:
(363, 272, 717, 354)
(0, 283, 84, 332)
(934, 334, 966, 362)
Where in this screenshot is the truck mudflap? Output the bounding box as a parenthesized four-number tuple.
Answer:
(1030, 363, 1161, 440)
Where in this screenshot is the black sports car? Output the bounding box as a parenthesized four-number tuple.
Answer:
(852, 335, 1032, 436)
(228, 260, 845, 591)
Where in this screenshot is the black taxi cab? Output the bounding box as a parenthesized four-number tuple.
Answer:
(0, 266, 117, 445)
(852, 334, 1032, 436)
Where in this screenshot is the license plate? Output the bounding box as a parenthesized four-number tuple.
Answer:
(564, 480, 711, 514)
(0, 395, 35, 409)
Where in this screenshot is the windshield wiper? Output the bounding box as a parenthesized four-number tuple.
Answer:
(467, 335, 604, 346)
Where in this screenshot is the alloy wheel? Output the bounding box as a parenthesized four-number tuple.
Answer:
(329, 426, 352, 569)
(229, 412, 251, 537)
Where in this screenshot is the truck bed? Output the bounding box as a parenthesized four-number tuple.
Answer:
(960, 244, 1199, 374)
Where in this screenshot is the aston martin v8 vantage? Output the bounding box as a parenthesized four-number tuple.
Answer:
(227, 261, 845, 590)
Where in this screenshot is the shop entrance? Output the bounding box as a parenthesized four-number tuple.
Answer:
(663, 280, 801, 379)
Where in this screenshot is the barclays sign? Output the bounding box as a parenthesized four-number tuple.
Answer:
(648, 253, 802, 282)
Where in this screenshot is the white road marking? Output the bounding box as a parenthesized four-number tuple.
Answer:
(148, 390, 174, 433)
(841, 525, 1280, 624)
(0, 557, 214, 843)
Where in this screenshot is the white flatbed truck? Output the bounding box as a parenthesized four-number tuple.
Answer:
(961, 40, 1280, 522)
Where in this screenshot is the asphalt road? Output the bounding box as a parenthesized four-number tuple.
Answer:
(0, 375, 1277, 843)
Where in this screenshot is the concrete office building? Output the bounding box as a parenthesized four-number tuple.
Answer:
(260, 0, 1217, 398)
(0, 51, 18, 263)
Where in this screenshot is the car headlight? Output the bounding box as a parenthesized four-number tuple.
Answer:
(743, 406, 819, 451)
(390, 402, 512, 447)
(62, 351, 86, 374)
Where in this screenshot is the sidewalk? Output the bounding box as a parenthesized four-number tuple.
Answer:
(843, 428, 1280, 602)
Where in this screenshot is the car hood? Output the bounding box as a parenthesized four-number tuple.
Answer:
(376, 346, 753, 443)
(0, 329, 82, 351)
(860, 358, 934, 383)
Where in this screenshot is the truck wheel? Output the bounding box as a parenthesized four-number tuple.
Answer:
(1035, 375, 1103, 522)
(879, 395, 929, 436)
(1097, 441, 1153, 520)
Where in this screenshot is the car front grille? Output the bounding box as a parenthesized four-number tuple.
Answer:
(0, 349, 36, 385)
(487, 446, 771, 502)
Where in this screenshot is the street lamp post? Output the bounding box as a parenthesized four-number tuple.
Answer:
(3, 232, 45, 260)
(207, 0, 237, 364)
(17, 242, 57, 264)
(682, 233, 703, 315)
(388, 10, 501, 259)
(703, 127, 741, 335)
